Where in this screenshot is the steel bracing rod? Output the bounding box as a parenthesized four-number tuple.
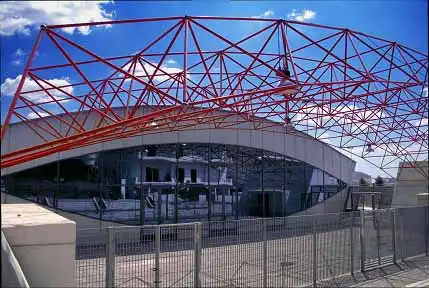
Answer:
(292, 81, 419, 112)
(3, 18, 428, 170)
(133, 59, 183, 108)
(1, 105, 182, 166)
(0, 29, 43, 141)
(29, 51, 290, 71)
(315, 129, 427, 146)
(94, 58, 137, 128)
(329, 64, 399, 145)
(190, 19, 287, 77)
(107, 58, 137, 121)
(17, 96, 68, 139)
(46, 16, 425, 57)
(286, 24, 371, 81)
(130, 20, 184, 117)
(11, 113, 245, 163)
(44, 16, 358, 36)
(187, 22, 219, 98)
(1, 84, 290, 164)
(45, 30, 123, 122)
(13, 112, 50, 142)
(28, 72, 86, 133)
(27, 72, 118, 125)
(47, 16, 185, 29)
(57, 18, 183, 124)
(27, 39, 399, 77)
(77, 81, 110, 134)
(397, 44, 428, 72)
(1, 85, 299, 167)
(137, 57, 218, 101)
(349, 32, 423, 84)
(222, 53, 279, 91)
(186, 54, 222, 102)
(396, 46, 421, 80)
(130, 21, 186, 116)
(292, 95, 422, 138)
(281, 22, 299, 85)
(373, 44, 396, 146)
(176, 19, 282, 102)
(195, 55, 283, 96)
(135, 58, 165, 107)
(46, 28, 184, 112)
(105, 19, 184, 99)
(22, 46, 422, 108)
(13, 104, 61, 140)
(230, 22, 281, 95)
(22, 49, 422, 107)
(183, 17, 188, 102)
(290, 29, 345, 56)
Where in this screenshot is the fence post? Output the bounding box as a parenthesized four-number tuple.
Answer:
(391, 209, 397, 264)
(194, 222, 201, 288)
(263, 218, 268, 288)
(376, 210, 381, 266)
(425, 206, 429, 256)
(359, 210, 365, 272)
(312, 221, 317, 287)
(399, 209, 404, 261)
(155, 225, 161, 288)
(350, 213, 355, 275)
(105, 227, 115, 288)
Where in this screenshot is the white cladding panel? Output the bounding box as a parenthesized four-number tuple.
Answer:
(1, 108, 356, 184)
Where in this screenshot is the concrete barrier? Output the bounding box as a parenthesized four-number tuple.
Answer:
(1, 203, 76, 287)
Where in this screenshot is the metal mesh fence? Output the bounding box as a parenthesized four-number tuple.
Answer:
(75, 206, 428, 288)
(75, 228, 107, 288)
(200, 219, 265, 287)
(397, 206, 428, 260)
(361, 209, 396, 270)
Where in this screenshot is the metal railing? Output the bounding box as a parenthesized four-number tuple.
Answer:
(75, 206, 429, 287)
(1, 231, 30, 288)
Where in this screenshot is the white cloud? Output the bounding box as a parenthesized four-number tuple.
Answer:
(27, 111, 49, 119)
(1, 74, 73, 104)
(0, 1, 114, 36)
(412, 118, 429, 127)
(123, 60, 191, 83)
(12, 59, 22, 66)
(11, 48, 25, 65)
(262, 10, 274, 18)
(295, 104, 384, 131)
(15, 48, 25, 57)
(252, 10, 275, 19)
(166, 59, 177, 65)
(287, 9, 317, 22)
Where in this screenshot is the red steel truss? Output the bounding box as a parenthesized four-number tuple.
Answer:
(1, 16, 428, 175)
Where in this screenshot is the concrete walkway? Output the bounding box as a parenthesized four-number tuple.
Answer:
(348, 256, 429, 287)
(353, 262, 429, 287)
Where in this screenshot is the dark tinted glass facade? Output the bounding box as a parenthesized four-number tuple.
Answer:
(2, 143, 346, 225)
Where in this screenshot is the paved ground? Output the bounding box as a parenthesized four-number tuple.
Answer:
(351, 256, 429, 287)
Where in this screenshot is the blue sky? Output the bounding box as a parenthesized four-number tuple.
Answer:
(0, 0, 427, 177)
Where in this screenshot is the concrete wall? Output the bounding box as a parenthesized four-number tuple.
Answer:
(1, 203, 76, 287)
(391, 161, 429, 208)
(1, 192, 122, 229)
(1, 107, 356, 186)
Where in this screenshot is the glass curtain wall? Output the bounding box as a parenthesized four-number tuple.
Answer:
(2, 133, 348, 224)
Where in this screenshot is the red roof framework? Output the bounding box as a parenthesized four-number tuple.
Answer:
(0, 16, 428, 176)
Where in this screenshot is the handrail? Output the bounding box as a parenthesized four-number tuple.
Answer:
(1, 231, 30, 288)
